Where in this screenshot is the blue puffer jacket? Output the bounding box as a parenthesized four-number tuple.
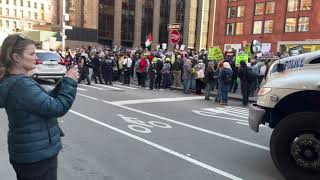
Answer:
(0, 74, 77, 164)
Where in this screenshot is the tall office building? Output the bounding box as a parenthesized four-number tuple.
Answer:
(0, 0, 50, 31)
(98, 0, 212, 50)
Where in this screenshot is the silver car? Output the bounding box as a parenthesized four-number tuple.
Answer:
(31, 50, 67, 82)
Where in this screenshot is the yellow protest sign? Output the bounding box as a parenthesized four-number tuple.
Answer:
(236, 53, 249, 67)
(208, 47, 224, 61)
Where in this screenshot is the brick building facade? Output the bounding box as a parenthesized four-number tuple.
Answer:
(209, 0, 320, 53)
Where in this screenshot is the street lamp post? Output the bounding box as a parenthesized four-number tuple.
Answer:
(61, 0, 66, 51)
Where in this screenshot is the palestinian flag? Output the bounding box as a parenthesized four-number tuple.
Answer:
(145, 33, 152, 48)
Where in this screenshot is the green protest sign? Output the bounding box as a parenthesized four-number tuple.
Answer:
(236, 53, 249, 67)
(208, 47, 224, 61)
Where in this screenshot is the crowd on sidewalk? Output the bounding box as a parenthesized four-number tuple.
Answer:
(59, 46, 280, 106)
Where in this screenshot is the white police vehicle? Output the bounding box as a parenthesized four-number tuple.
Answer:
(248, 43, 320, 180)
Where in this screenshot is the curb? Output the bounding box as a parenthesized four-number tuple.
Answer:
(170, 87, 257, 103)
(121, 79, 258, 103)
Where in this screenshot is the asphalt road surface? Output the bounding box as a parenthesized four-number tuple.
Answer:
(0, 81, 285, 180)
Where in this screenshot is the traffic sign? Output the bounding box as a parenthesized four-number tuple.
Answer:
(167, 23, 181, 30)
(169, 29, 181, 44)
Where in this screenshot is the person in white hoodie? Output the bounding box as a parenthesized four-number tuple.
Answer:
(123, 55, 133, 85)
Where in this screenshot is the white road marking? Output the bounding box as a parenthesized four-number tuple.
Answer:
(192, 110, 248, 123)
(224, 108, 249, 115)
(105, 101, 269, 151)
(79, 84, 106, 90)
(201, 108, 247, 119)
(78, 94, 270, 151)
(94, 84, 123, 90)
(115, 82, 141, 88)
(227, 106, 249, 110)
(111, 96, 204, 105)
(236, 122, 268, 128)
(77, 93, 99, 100)
(69, 110, 244, 180)
(112, 84, 138, 90)
(77, 87, 88, 91)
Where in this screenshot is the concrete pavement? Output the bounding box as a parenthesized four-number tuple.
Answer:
(0, 82, 282, 180)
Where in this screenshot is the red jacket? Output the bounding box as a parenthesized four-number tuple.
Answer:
(139, 58, 148, 73)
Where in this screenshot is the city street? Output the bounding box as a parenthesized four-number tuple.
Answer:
(0, 82, 285, 180)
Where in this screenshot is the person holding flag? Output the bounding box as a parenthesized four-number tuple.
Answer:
(145, 33, 152, 50)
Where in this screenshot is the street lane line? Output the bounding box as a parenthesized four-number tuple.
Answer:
(69, 110, 244, 180)
(192, 110, 248, 122)
(224, 108, 249, 115)
(225, 106, 249, 112)
(105, 101, 270, 151)
(94, 84, 123, 90)
(112, 84, 138, 90)
(111, 96, 204, 105)
(77, 87, 87, 91)
(115, 82, 141, 88)
(77, 93, 270, 151)
(77, 93, 99, 100)
(203, 108, 248, 119)
(236, 122, 268, 128)
(78, 84, 106, 90)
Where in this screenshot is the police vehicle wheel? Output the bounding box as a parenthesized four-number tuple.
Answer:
(270, 112, 320, 180)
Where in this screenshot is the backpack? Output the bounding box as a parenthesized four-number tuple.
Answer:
(247, 68, 257, 82)
(224, 73, 232, 83)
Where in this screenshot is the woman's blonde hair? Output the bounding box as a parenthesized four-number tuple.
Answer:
(0, 34, 34, 78)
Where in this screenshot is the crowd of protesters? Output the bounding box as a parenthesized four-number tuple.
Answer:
(58, 46, 280, 106)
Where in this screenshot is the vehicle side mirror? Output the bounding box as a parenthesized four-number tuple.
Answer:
(251, 40, 262, 54)
(276, 63, 285, 72)
(289, 45, 303, 56)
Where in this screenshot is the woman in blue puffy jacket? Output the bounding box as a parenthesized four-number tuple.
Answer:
(0, 34, 79, 180)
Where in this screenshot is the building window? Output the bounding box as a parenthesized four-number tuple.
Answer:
(41, 4, 44, 10)
(20, 10, 23, 17)
(13, 21, 17, 29)
(6, 8, 9, 16)
(235, 22, 244, 35)
(285, 18, 296, 32)
(237, 6, 245, 17)
(300, 0, 312, 11)
(13, 9, 17, 17)
(6, 20, 9, 28)
(28, 11, 31, 18)
(265, 1, 275, 14)
(0, 20, 2, 27)
(253, 21, 263, 34)
(255, 3, 264, 15)
(227, 6, 237, 18)
(41, 13, 44, 20)
(27, 1, 30, 8)
(298, 17, 309, 32)
(28, 23, 31, 28)
(34, 12, 37, 19)
(14, 0, 17, 5)
(0, 8, 2, 15)
(287, 0, 299, 12)
(20, 0, 23, 6)
(6, 0, 9, 4)
(228, 0, 238, 2)
(264, 20, 273, 33)
(226, 23, 235, 35)
(34, 2, 37, 9)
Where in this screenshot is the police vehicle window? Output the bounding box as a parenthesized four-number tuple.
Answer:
(310, 57, 320, 64)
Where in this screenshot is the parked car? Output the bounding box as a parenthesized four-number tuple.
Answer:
(31, 50, 67, 82)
